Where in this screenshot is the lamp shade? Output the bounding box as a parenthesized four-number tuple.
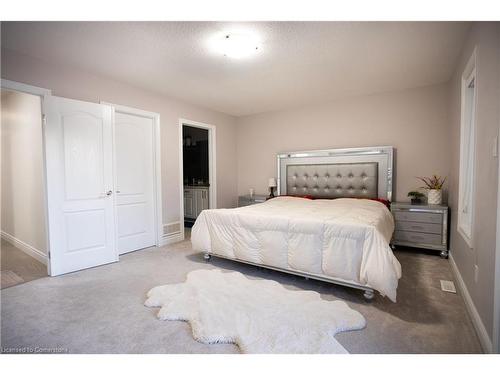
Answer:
(268, 178, 277, 188)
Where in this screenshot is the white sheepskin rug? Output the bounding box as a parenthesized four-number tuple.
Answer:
(145, 269, 366, 353)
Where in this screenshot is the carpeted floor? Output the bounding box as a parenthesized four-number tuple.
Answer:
(0, 237, 482, 354)
(1, 239, 47, 289)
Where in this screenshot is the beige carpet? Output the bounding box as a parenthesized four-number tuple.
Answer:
(0, 238, 483, 353)
(1, 270, 24, 288)
(1, 239, 47, 289)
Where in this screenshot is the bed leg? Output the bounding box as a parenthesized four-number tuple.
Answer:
(363, 289, 375, 301)
(204, 253, 211, 262)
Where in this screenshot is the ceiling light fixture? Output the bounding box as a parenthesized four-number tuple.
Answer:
(209, 32, 260, 59)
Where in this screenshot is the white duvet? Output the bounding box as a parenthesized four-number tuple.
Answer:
(191, 197, 402, 302)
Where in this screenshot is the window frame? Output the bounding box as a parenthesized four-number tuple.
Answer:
(457, 48, 477, 248)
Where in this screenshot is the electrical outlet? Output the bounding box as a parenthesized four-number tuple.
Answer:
(474, 265, 479, 283)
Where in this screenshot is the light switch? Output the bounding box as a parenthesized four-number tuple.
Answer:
(493, 135, 498, 158)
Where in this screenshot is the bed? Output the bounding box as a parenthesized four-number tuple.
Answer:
(191, 146, 402, 301)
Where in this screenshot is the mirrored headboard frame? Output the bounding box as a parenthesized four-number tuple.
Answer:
(276, 146, 394, 201)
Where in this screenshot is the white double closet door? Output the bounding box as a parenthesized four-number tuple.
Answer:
(114, 110, 156, 255)
(44, 96, 156, 276)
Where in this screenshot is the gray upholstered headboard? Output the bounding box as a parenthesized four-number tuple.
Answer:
(277, 146, 394, 200)
(286, 162, 378, 199)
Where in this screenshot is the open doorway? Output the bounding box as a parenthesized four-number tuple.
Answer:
(179, 119, 216, 240)
(1, 87, 49, 288)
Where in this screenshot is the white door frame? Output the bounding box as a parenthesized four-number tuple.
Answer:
(101, 102, 163, 248)
(0, 79, 52, 274)
(179, 118, 217, 241)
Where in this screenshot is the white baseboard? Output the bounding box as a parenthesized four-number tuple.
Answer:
(1, 231, 48, 265)
(159, 232, 184, 246)
(449, 253, 492, 353)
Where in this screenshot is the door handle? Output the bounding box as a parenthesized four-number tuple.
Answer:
(99, 190, 113, 198)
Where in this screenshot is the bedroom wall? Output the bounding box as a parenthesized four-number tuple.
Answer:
(236, 83, 451, 202)
(0, 48, 239, 231)
(1, 89, 47, 254)
(447, 22, 500, 350)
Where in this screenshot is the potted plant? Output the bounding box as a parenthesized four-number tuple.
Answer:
(407, 191, 425, 205)
(417, 175, 446, 205)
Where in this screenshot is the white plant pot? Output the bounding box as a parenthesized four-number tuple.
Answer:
(427, 189, 442, 205)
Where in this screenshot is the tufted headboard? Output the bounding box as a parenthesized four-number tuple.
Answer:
(286, 162, 378, 199)
(277, 146, 394, 201)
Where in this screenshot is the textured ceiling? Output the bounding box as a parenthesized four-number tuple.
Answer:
(1, 22, 470, 116)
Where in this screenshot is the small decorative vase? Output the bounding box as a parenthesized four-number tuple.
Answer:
(427, 189, 442, 205)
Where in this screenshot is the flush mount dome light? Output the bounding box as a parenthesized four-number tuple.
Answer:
(211, 33, 260, 59)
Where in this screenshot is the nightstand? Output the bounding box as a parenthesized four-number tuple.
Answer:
(390, 202, 449, 258)
(238, 194, 268, 207)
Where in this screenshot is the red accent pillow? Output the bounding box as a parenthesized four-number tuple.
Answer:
(359, 197, 391, 208)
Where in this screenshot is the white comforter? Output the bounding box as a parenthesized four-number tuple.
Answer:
(191, 197, 402, 301)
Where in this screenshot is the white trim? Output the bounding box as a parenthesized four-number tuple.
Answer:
(1, 79, 51, 97)
(449, 253, 492, 353)
(457, 48, 477, 248)
(159, 232, 184, 247)
(101, 102, 163, 249)
(178, 118, 217, 241)
(109, 105, 119, 260)
(494, 122, 500, 353)
(1, 79, 52, 275)
(1, 231, 48, 266)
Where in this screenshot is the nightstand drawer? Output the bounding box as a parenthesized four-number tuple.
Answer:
(394, 211, 442, 224)
(391, 202, 449, 255)
(395, 221, 442, 234)
(394, 231, 442, 245)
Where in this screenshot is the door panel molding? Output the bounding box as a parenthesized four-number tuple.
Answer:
(44, 96, 117, 276)
(101, 101, 163, 253)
